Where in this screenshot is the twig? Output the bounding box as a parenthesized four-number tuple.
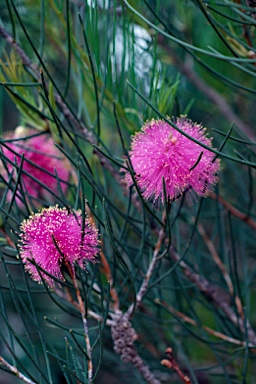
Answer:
(161, 348, 190, 384)
(89, 205, 162, 383)
(54, 286, 113, 325)
(70, 199, 160, 382)
(98, 231, 162, 382)
(169, 246, 256, 345)
(84, 201, 120, 311)
(127, 213, 166, 316)
(66, 264, 93, 383)
(99, 249, 120, 311)
(111, 213, 166, 382)
(209, 191, 256, 230)
(197, 223, 233, 293)
(0, 356, 36, 384)
(0, 228, 16, 248)
(55, 248, 161, 383)
(156, 300, 254, 348)
(197, 223, 244, 318)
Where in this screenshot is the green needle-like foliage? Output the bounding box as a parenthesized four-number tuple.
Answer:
(0, 1, 256, 383)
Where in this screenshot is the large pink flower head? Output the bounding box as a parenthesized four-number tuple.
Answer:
(19, 205, 99, 286)
(124, 117, 220, 203)
(1, 127, 70, 206)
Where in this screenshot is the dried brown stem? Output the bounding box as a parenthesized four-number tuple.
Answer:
(169, 246, 256, 345)
(209, 191, 256, 230)
(84, 202, 120, 311)
(197, 223, 244, 318)
(197, 223, 233, 293)
(0, 356, 36, 384)
(55, 286, 113, 325)
(0, 228, 16, 248)
(99, 250, 120, 311)
(157, 300, 254, 348)
(65, 263, 93, 383)
(127, 212, 166, 316)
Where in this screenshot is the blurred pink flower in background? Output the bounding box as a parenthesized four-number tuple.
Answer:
(0, 127, 70, 205)
(124, 117, 220, 203)
(19, 205, 99, 286)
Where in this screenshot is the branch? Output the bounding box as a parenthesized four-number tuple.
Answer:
(197, 223, 244, 318)
(54, 287, 113, 326)
(156, 300, 254, 348)
(128, 216, 166, 316)
(0, 228, 15, 248)
(56, 204, 161, 383)
(169, 246, 256, 345)
(209, 191, 256, 230)
(0, 356, 36, 384)
(65, 263, 93, 383)
(161, 348, 190, 384)
(99, 249, 120, 311)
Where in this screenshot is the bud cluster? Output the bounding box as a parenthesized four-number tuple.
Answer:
(111, 311, 137, 363)
(111, 311, 161, 384)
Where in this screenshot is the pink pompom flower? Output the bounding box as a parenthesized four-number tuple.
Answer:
(19, 205, 99, 286)
(123, 117, 220, 203)
(1, 127, 70, 206)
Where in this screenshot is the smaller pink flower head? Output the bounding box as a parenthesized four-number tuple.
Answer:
(124, 117, 220, 203)
(1, 127, 70, 206)
(19, 205, 99, 286)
